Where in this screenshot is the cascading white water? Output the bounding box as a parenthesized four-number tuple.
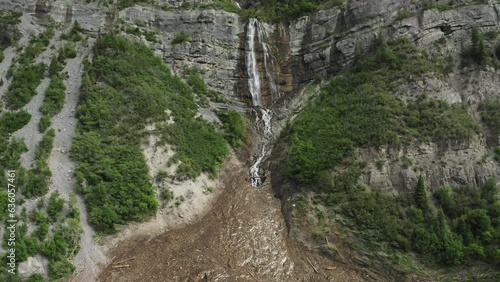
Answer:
(246, 18, 280, 106)
(250, 109, 274, 187)
(246, 18, 261, 107)
(261, 108, 273, 138)
(250, 146, 266, 187)
(246, 18, 278, 187)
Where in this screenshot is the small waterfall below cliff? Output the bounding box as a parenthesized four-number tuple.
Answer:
(250, 108, 273, 186)
(245, 18, 278, 186)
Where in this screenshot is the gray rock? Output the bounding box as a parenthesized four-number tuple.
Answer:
(120, 6, 241, 98)
(18, 255, 48, 278)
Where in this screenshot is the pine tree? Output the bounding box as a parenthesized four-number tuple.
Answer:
(415, 175, 429, 211)
(471, 26, 488, 65)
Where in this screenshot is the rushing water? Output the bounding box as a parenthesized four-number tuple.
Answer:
(246, 18, 261, 107)
(250, 109, 273, 186)
(246, 19, 279, 187)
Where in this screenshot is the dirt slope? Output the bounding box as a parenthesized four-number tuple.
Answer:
(98, 156, 368, 282)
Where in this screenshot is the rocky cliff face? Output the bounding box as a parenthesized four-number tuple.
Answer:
(120, 6, 242, 99)
(3, 0, 500, 280)
(11, 0, 498, 193)
(3, 0, 497, 190)
(288, 1, 500, 81)
(274, 1, 500, 193)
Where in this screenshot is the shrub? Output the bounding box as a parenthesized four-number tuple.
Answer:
(47, 191, 64, 221)
(48, 259, 75, 279)
(0, 10, 22, 50)
(479, 99, 500, 135)
(397, 10, 416, 21)
(209, 0, 241, 13)
(61, 42, 77, 59)
(40, 74, 66, 118)
(117, 0, 151, 9)
(4, 63, 46, 110)
(160, 188, 174, 203)
(25, 273, 44, 282)
(60, 20, 84, 42)
(462, 26, 491, 66)
(39, 115, 51, 133)
(35, 128, 55, 162)
(0, 110, 31, 134)
(218, 109, 247, 148)
(49, 55, 64, 77)
(172, 32, 190, 44)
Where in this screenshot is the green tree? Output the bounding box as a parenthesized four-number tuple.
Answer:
(434, 186, 457, 218)
(415, 176, 429, 211)
(471, 26, 488, 65)
(48, 191, 65, 221)
(441, 229, 464, 265)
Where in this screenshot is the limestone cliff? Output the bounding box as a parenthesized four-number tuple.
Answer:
(10, 0, 498, 240)
(2, 0, 500, 280)
(270, 0, 500, 193)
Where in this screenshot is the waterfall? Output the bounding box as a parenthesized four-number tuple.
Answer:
(256, 24, 279, 101)
(245, 18, 280, 106)
(246, 18, 261, 107)
(246, 18, 278, 187)
(250, 146, 266, 187)
(249, 108, 274, 187)
(261, 108, 273, 138)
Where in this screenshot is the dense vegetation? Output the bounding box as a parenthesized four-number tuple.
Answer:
(182, 67, 225, 107)
(308, 164, 500, 270)
(4, 63, 46, 110)
(287, 37, 477, 184)
(217, 109, 247, 148)
(20, 129, 55, 198)
(0, 110, 31, 203)
(72, 34, 228, 233)
(39, 75, 65, 133)
(479, 98, 500, 136)
(0, 111, 31, 134)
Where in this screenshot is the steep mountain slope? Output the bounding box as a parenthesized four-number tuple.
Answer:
(0, 0, 499, 281)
